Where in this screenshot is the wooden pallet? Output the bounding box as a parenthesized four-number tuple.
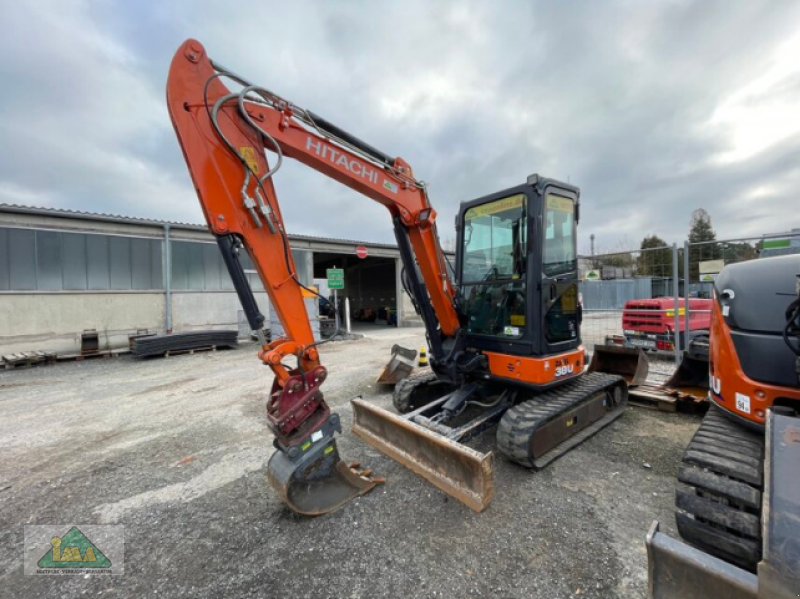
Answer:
(2, 351, 57, 370)
(164, 345, 217, 357)
(628, 383, 707, 413)
(56, 348, 130, 362)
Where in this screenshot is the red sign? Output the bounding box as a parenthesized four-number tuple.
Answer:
(355, 245, 368, 259)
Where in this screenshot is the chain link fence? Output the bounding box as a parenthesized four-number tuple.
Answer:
(579, 230, 800, 369)
(580, 245, 681, 371)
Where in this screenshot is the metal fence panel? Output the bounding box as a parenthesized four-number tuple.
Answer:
(682, 232, 800, 342)
(580, 244, 681, 364)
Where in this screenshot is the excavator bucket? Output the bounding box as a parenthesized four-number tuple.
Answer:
(376, 344, 417, 385)
(588, 345, 650, 387)
(267, 434, 383, 516)
(351, 398, 494, 512)
(663, 350, 709, 396)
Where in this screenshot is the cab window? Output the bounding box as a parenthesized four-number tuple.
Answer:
(543, 195, 576, 277)
(460, 194, 527, 339)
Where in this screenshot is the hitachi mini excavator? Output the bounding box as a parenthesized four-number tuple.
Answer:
(647, 255, 800, 598)
(167, 39, 626, 516)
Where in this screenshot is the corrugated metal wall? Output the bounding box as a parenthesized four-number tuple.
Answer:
(579, 278, 654, 310)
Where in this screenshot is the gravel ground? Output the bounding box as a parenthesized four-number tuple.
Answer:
(0, 327, 700, 599)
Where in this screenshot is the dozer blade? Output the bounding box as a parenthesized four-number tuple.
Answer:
(376, 344, 417, 385)
(663, 350, 708, 398)
(588, 344, 649, 387)
(267, 430, 383, 516)
(351, 398, 494, 512)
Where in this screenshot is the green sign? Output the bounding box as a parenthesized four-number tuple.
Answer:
(585, 269, 600, 281)
(327, 268, 344, 290)
(763, 238, 790, 250)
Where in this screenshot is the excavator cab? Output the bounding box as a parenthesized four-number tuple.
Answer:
(455, 177, 580, 361)
(353, 176, 627, 511)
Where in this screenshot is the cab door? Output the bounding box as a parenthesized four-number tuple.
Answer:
(540, 186, 581, 356)
(456, 185, 535, 357)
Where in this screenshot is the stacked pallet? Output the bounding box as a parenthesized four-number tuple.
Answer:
(131, 330, 238, 358)
(2, 351, 57, 370)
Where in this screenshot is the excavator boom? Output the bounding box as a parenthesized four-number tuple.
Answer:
(167, 39, 468, 515)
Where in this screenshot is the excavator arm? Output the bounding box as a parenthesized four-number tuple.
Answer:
(166, 39, 463, 514)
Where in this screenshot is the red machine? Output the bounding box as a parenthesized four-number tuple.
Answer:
(622, 297, 712, 352)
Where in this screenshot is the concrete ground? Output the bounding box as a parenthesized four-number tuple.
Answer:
(0, 327, 700, 599)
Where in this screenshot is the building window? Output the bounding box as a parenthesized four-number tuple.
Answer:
(171, 240, 234, 291)
(0, 227, 164, 291)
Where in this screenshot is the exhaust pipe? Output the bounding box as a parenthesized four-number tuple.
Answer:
(351, 398, 494, 512)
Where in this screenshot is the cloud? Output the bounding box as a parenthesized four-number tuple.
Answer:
(1, 0, 799, 249)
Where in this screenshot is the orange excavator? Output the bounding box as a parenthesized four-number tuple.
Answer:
(647, 255, 800, 598)
(167, 39, 626, 516)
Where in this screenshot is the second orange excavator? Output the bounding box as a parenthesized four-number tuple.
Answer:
(166, 39, 626, 515)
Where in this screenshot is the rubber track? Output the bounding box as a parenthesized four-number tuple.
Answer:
(675, 404, 764, 572)
(496, 372, 627, 469)
(392, 370, 440, 413)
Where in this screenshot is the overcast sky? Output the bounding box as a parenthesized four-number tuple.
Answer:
(1, 1, 799, 252)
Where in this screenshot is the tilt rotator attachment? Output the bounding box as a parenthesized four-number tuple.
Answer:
(264, 366, 384, 516)
(352, 382, 502, 513)
(216, 234, 382, 515)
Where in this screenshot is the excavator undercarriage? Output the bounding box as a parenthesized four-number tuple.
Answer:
(352, 370, 627, 511)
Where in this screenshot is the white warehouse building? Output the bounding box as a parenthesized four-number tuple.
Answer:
(0, 204, 421, 356)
